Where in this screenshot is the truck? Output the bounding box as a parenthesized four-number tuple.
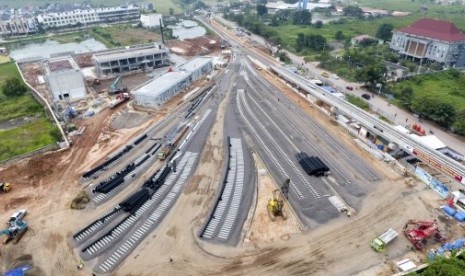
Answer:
(109, 93, 130, 109)
(158, 125, 190, 160)
(370, 228, 398, 252)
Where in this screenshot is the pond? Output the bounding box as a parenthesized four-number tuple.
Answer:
(9, 38, 107, 60)
(168, 20, 207, 40)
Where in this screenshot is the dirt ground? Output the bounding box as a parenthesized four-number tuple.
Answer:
(1, 42, 461, 276)
(168, 35, 222, 56)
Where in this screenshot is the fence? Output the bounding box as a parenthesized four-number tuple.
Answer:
(0, 144, 60, 166)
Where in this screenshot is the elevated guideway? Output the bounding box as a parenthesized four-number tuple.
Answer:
(270, 66, 465, 184)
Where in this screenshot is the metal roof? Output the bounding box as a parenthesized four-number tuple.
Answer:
(93, 45, 167, 63)
(133, 71, 190, 98)
(178, 56, 212, 72)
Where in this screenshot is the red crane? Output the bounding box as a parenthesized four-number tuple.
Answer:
(403, 220, 446, 250)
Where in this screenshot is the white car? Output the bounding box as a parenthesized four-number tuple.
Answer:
(332, 74, 339, 80)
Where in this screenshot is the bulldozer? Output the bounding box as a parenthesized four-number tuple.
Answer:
(0, 182, 11, 193)
(267, 189, 287, 221)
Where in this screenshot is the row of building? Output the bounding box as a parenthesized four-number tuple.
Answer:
(0, 5, 163, 35)
(44, 42, 213, 110)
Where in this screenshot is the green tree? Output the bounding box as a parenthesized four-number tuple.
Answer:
(2, 77, 27, 97)
(256, 4, 268, 16)
(296, 32, 305, 52)
(292, 10, 312, 25)
(355, 63, 386, 89)
(343, 6, 364, 19)
(49, 126, 63, 142)
(314, 20, 323, 28)
(376, 23, 394, 42)
(335, 30, 345, 41)
(452, 109, 465, 135)
(413, 256, 465, 275)
(358, 38, 379, 47)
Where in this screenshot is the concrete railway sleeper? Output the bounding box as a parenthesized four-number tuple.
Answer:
(73, 206, 123, 243)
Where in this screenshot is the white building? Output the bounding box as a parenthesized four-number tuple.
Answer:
(92, 43, 170, 77)
(45, 56, 86, 101)
(140, 14, 163, 28)
(37, 5, 140, 28)
(134, 56, 213, 108)
(0, 17, 37, 35)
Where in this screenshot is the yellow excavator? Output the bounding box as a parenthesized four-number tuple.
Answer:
(0, 182, 11, 193)
(267, 189, 287, 221)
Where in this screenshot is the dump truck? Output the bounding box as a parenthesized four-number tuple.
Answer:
(370, 228, 398, 252)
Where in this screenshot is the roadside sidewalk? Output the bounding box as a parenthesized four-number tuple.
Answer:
(285, 51, 465, 154)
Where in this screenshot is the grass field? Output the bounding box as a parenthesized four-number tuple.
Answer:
(392, 71, 465, 112)
(0, 118, 57, 161)
(3, 0, 182, 15)
(346, 94, 370, 110)
(0, 62, 58, 161)
(357, 0, 465, 13)
(90, 25, 162, 47)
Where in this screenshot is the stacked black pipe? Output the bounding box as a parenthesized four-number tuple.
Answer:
(296, 152, 329, 177)
(82, 145, 133, 179)
(145, 143, 158, 154)
(92, 164, 136, 194)
(185, 97, 203, 119)
(134, 134, 148, 145)
(119, 188, 150, 214)
(143, 166, 171, 190)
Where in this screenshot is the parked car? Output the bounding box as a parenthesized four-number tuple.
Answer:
(321, 72, 329, 78)
(361, 94, 371, 100)
(346, 86, 353, 90)
(332, 74, 339, 79)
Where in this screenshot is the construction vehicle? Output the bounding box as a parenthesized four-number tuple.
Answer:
(403, 220, 446, 250)
(370, 228, 398, 252)
(1, 218, 28, 244)
(109, 76, 127, 94)
(109, 92, 130, 109)
(267, 181, 288, 221)
(158, 126, 190, 160)
(267, 189, 287, 221)
(0, 182, 11, 193)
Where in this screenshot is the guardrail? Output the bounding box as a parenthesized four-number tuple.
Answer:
(270, 66, 465, 183)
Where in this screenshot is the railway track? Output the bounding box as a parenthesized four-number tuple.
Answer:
(201, 138, 245, 241)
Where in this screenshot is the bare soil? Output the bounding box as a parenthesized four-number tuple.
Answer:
(167, 35, 222, 56)
(0, 34, 459, 276)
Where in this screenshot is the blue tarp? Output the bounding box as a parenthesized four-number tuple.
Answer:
(3, 265, 32, 276)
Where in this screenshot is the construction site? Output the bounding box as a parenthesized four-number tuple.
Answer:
(1, 17, 465, 276)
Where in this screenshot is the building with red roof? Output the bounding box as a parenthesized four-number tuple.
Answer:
(390, 18, 465, 67)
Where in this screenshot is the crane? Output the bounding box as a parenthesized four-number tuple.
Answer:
(109, 76, 127, 94)
(403, 219, 446, 250)
(1, 218, 28, 244)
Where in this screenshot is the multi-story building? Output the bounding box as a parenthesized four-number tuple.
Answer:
(92, 43, 170, 78)
(45, 56, 86, 101)
(140, 13, 163, 28)
(390, 18, 465, 67)
(0, 17, 38, 35)
(37, 5, 140, 28)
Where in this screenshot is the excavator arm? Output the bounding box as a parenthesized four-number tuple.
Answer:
(0, 229, 12, 236)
